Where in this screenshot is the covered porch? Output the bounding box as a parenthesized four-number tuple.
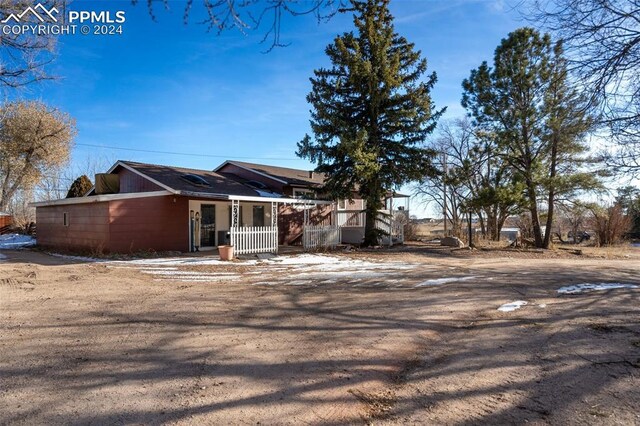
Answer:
(187, 194, 337, 255)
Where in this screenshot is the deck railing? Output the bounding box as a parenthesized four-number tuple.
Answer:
(303, 225, 341, 250)
(336, 210, 366, 227)
(230, 226, 278, 255)
(375, 215, 405, 246)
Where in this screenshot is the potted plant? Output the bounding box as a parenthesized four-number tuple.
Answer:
(218, 245, 234, 261)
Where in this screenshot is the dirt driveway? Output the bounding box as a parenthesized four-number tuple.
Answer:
(1, 245, 639, 425)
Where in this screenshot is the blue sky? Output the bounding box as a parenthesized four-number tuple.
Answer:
(22, 0, 523, 216)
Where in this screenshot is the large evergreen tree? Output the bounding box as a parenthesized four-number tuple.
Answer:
(297, 0, 443, 246)
(462, 28, 596, 248)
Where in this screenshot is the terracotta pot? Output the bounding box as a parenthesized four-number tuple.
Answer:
(218, 245, 234, 261)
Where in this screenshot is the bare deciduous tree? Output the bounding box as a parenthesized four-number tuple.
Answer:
(0, 100, 76, 211)
(0, 0, 60, 89)
(529, 0, 640, 174)
(587, 202, 632, 246)
(413, 118, 523, 241)
(135, 0, 348, 51)
(35, 152, 115, 202)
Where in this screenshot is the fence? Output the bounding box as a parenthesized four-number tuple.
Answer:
(303, 225, 341, 250)
(0, 214, 12, 234)
(230, 226, 278, 255)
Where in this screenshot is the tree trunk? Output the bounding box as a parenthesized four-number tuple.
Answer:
(363, 194, 383, 247)
(477, 211, 486, 238)
(527, 181, 544, 247)
(543, 133, 559, 249)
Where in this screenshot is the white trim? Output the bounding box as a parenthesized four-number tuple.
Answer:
(177, 190, 236, 200)
(30, 190, 173, 207)
(214, 161, 289, 185)
(31, 190, 333, 208)
(228, 194, 333, 204)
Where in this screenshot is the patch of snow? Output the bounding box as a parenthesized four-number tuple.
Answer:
(557, 283, 639, 294)
(155, 275, 241, 282)
(0, 234, 35, 249)
(538, 304, 547, 308)
(48, 253, 102, 262)
(414, 276, 477, 287)
(114, 257, 258, 267)
(139, 270, 238, 276)
(138, 267, 179, 271)
(265, 254, 411, 269)
(284, 280, 314, 286)
(498, 301, 528, 312)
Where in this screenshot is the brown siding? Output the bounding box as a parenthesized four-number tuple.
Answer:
(278, 204, 332, 245)
(36, 202, 110, 251)
(108, 196, 189, 252)
(117, 168, 163, 193)
(36, 195, 190, 253)
(0, 215, 12, 231)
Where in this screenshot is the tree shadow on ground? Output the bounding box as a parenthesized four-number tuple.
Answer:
(1, 263, 639, 424)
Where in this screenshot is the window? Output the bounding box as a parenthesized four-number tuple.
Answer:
(246, 180, 269, 190)
(180, 174, 211, 187)
(253, 206, 265, 227)
(63, 212, 69, 227)
(338, 199, 356, 210)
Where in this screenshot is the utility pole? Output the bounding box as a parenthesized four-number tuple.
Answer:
(468, 210, 473, 248)
(442, 152, 448, 235)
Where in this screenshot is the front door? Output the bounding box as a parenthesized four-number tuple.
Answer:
(200, 204, 216, 247)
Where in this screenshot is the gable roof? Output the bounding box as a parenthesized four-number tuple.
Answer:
(216, 160, 326, 187)
(116, 160, 263, 197)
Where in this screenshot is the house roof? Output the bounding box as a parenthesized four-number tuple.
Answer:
(216, 160, 326, 187)
(33, 160, 334, 207)
(116, 160, 264, 197)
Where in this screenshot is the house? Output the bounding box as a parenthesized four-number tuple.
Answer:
(32, 160, 407, 254)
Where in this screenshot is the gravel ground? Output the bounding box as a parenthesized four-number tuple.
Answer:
(1, 245, 639, 425)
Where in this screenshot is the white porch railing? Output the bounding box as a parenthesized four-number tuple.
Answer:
(230, 226, 278, 255)
(375, 215, 405, 246)
(303, 225, 341, 250)
(336, 210, 366, 227)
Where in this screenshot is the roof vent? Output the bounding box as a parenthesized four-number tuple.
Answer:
(180, 174, 211, 187)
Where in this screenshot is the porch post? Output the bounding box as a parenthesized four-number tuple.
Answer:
(331, 202, 336, 227)
(271, 201, 277, 227)
(272, 201, 278, 254)
(231, 199, 240, 228)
